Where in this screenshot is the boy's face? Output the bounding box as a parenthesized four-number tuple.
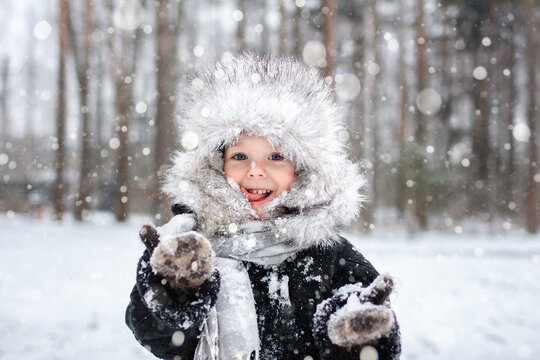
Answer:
(224, 135, 296, 218)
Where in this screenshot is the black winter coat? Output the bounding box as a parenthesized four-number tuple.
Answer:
(126, 213, 401, 360)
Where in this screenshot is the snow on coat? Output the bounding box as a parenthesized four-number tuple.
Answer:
(127, 218, 401, 359)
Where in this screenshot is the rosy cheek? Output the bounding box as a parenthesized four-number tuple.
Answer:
(224, 166, 244, 184)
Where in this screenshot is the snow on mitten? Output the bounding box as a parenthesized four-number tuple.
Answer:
(313, 273, 401, 359)
(139, 213, 196, 252)
(157, 213, 197, 238)
(327, 274, 395, 347)
(139, 224, 215, 290)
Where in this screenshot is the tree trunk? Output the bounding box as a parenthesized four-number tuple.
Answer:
(279, 0, 287, 55)
(153, 0, 180, 218)
(397, 9, 408, 148)
(524, 0, 538, 233)
(112, 30, 132, 222)
(439, 14, 453, 164)
(470, 4, 496, 216)
(395, 0, 409, 219)
(24, 40, 36, 182)
(236, 0, 247, 52)
(470, 53, 490, 212)
(184, 0, 198, 66)
(73, 0, 93, 221)
(261, 1, 271, 53)
(322, 0, 337, 79)
(104, 0, 144, 222)
(292, 4, 302, 57)
(95, 50, 105, 209)
(361, 0, 379, 232)
(1, 58, 9, 144)
(351, 0, 365, 163)
(53, 0, 69, 220)
(415, 0, 427, 144)
(502, 30, 517, 213)
(413, 0, 428, 230)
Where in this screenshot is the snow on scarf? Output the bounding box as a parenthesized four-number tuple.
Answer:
(195, 221, 306, 360)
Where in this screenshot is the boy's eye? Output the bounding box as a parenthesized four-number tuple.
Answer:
(269, 153, 284, 161)
(233, 153, 247, 160)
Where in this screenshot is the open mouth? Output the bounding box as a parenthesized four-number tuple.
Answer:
(241, 187, 273, 204)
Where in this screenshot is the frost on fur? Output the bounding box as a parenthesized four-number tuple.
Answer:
(162, 54, 367, 248)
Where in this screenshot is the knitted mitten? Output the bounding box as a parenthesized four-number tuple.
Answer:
(139, 223, 215, 290)
(327, 274, 396, 347)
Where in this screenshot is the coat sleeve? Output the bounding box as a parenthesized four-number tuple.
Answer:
(312, 240, 401, 360)
(125, 249, 220, 359)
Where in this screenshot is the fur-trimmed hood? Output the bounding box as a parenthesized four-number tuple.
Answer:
(163, 54, 366, 248)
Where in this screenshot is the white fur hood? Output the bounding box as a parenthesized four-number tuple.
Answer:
(163, 54, 366, 248)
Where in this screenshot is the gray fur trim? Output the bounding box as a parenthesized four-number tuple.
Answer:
(163, 54, 366, 247)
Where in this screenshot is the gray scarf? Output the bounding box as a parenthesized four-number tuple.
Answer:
(194, 221, 306, 360)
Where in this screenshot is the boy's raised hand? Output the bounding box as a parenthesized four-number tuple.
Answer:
(139, 222, 215, 290)
(326, 274, 396, 347)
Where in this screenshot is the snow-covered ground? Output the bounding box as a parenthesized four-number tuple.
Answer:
(1, 213, 539, 360)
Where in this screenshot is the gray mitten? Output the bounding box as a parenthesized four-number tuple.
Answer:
(139, 223, 215, 290)
(327, 274, 396, 347)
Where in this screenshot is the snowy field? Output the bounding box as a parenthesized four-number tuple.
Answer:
(1, 212, 539, 360)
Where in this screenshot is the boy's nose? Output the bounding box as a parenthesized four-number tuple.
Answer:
(247, 162, 266, 178)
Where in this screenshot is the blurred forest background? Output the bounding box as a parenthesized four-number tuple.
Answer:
(0, 0, 538, 234)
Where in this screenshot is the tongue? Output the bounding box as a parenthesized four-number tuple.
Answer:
(241, 187, 270, 202)
(247, 192, 268, 202)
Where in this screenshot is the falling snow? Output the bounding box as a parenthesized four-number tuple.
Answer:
(180, 131, 199, 151)
(512, 123, 531, 143)
(33, 20, 51, 40)
(473, 66, 488, 81)
(302, 40, 326, 68)
(416, 88, 442, 116)
(335, 73, 361, 101)
(113, 0, 145, 31)
(1, 0, 539, 357)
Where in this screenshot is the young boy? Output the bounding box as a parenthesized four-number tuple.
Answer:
(126, 54, 401, 360)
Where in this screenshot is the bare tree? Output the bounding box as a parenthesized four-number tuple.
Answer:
(112, 33, 132, 222)
(524, 0, 538, 233)
(322, 0, 337, 78)
(236, 0, 247, 52)
(279, 0, 287, 55)
(23, 39, 37, 178)
(105, 0, 142, 221)
(397, 3, 408, 148)
(501, 13, 517, 213)
(68, 0, 94, 221)
(53, 0, 69, 220)
(94, 44, 106, 205)
(414, 0, 427, 92)
(360, 0, 379, 231)
(260, 1, 271, 53)
(1, 58, 9, 144)
(153, 0, 182, 218)
(412, 0, 428, 230)
(395, 0, 410, 220)
(292, 3, 302, 57)
(350, 0, 365, 164)
(438, 11, 453, 162)
(468, 2, 492, 217)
